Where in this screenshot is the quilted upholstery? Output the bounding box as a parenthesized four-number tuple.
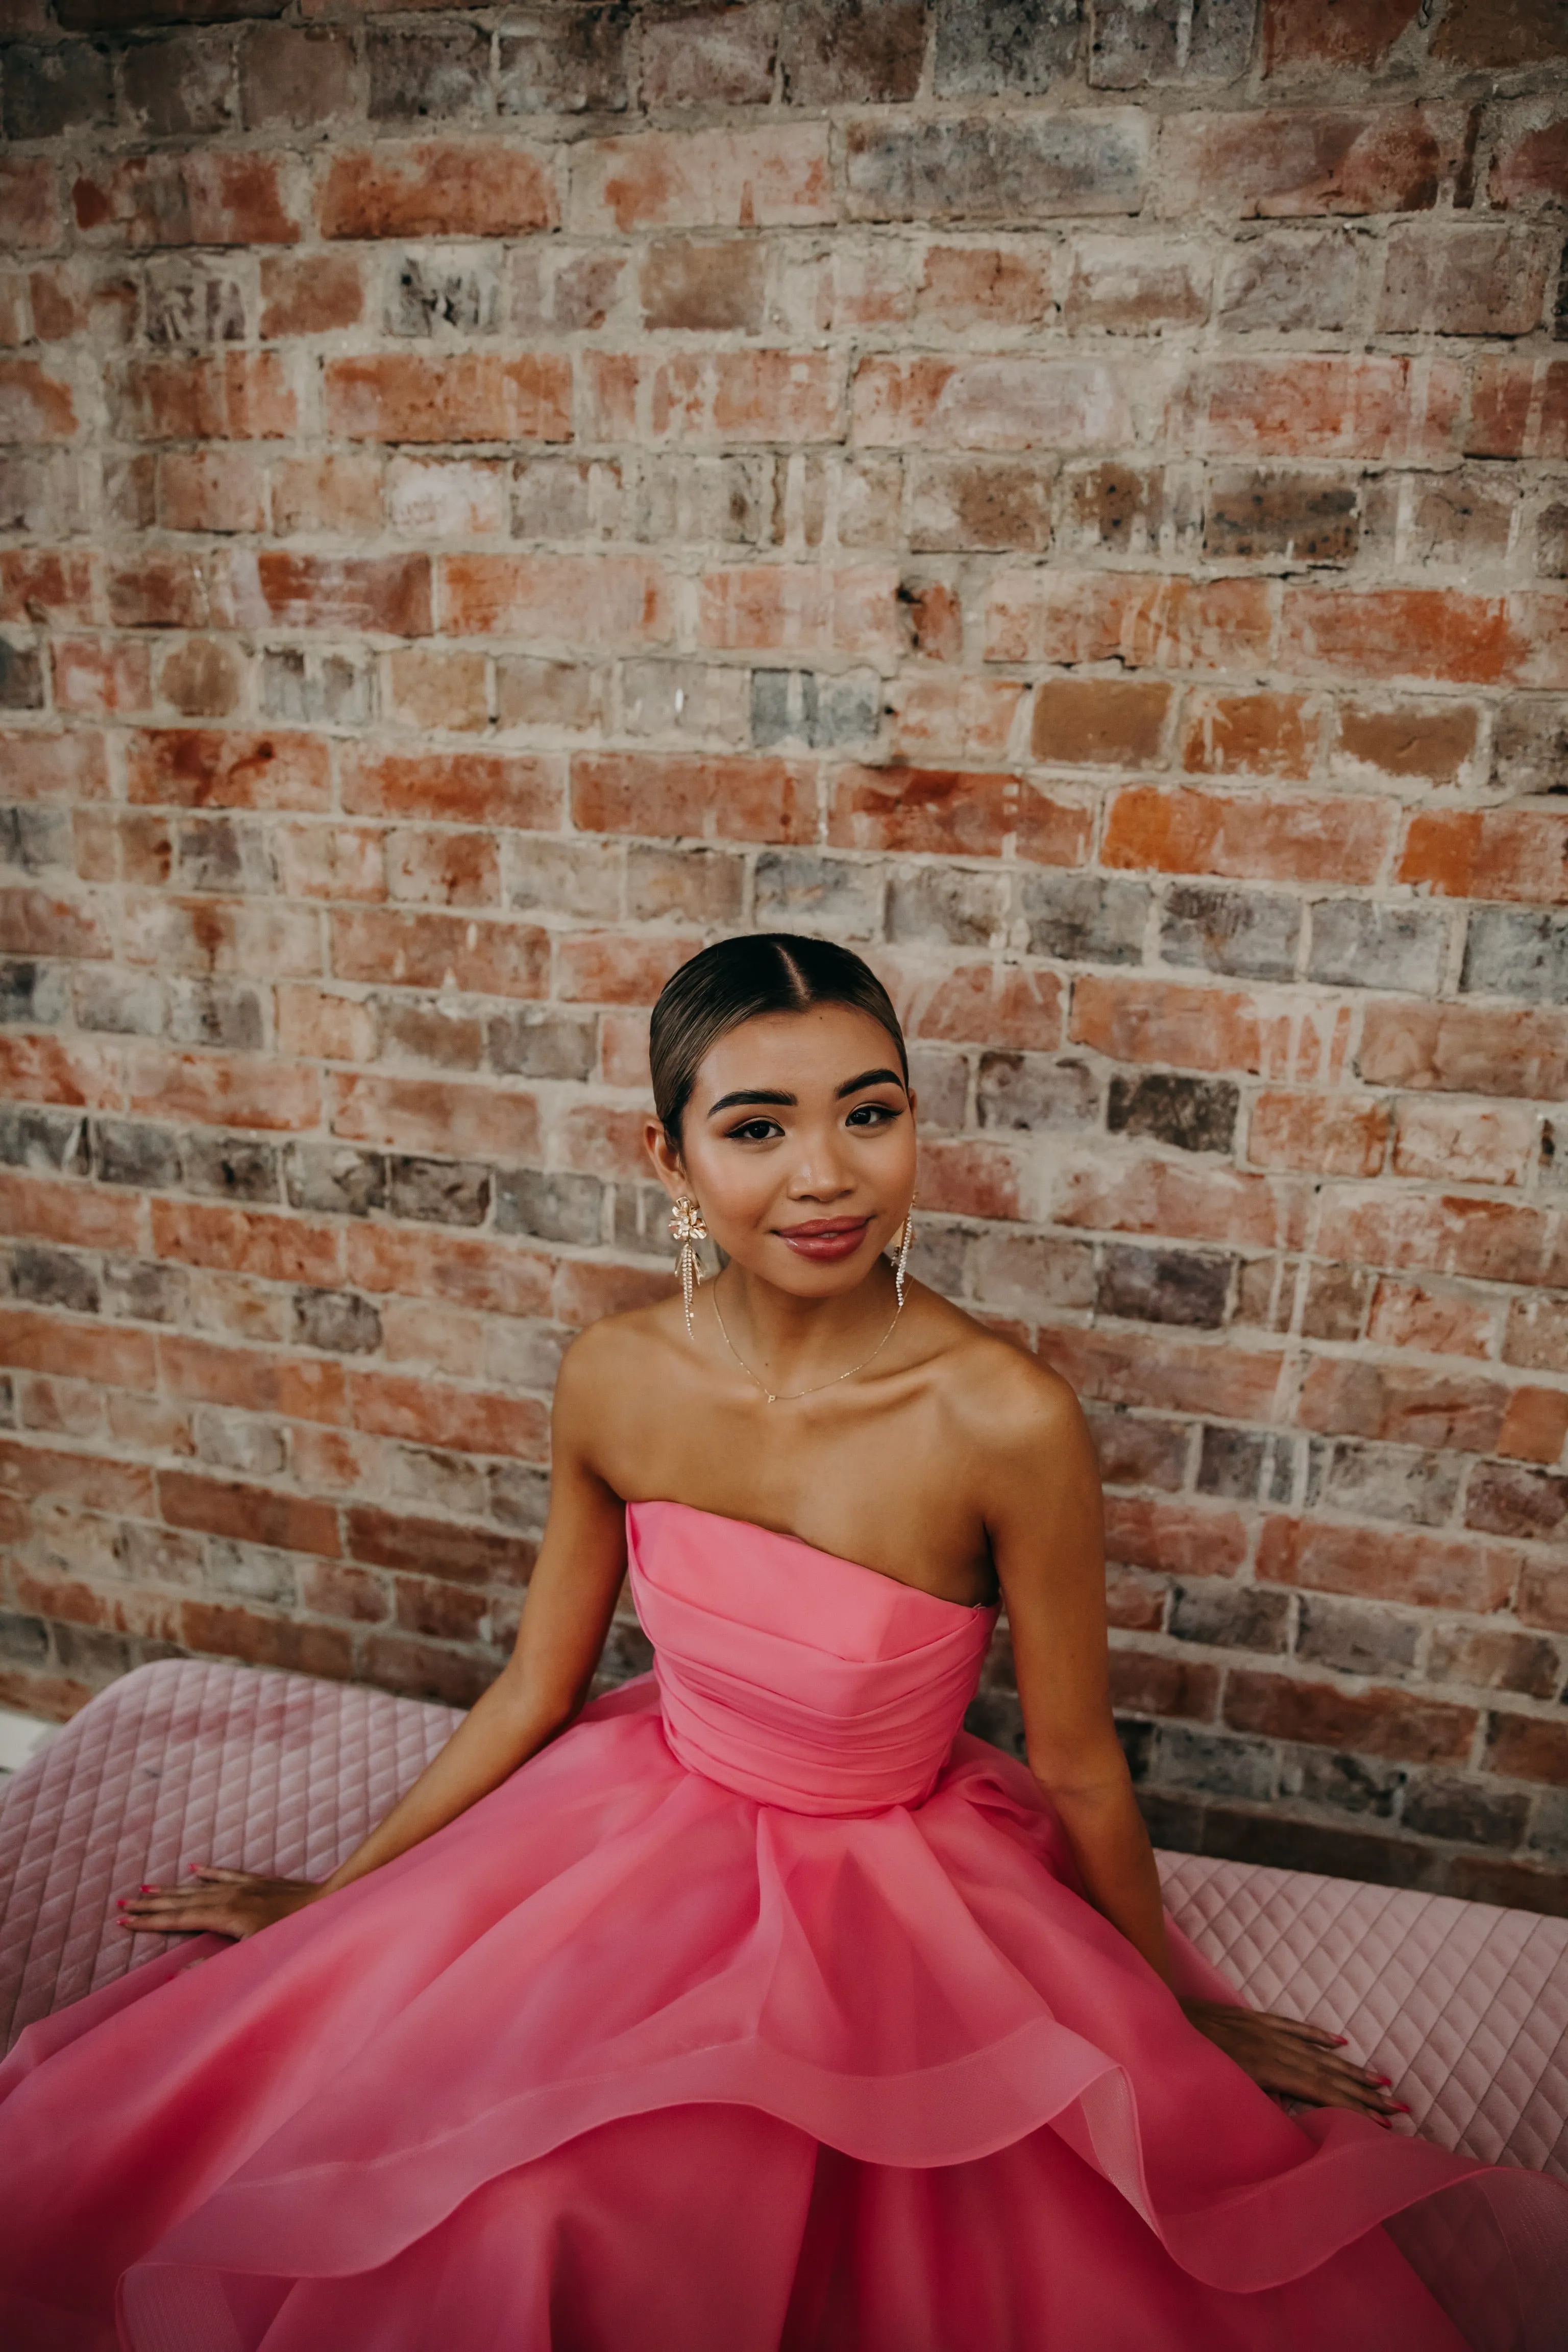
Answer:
(1, 1659, 1564, 2187)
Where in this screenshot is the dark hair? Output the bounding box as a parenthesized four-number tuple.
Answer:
(650, 933, 909, 1147)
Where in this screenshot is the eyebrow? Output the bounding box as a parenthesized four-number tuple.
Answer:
(705, 1069, 906, 1118)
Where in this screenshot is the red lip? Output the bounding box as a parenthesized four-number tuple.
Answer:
(775, 1216, 872, 1262)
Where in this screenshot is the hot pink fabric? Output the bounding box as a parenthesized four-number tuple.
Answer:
(0, 1501, 1564, 2351)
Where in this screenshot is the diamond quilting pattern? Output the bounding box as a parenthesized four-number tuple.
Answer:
(2, 1662, 1564, 2187)
(1158, 1852, 1568, 2183)
(0, 1660, 460, 2048)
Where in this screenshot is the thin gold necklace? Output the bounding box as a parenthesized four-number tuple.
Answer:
(709, 1278, 904, 1405)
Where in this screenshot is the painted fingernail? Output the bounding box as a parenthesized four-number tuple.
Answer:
(1392, 2103, 1411, 2114)
(1330, 2035, 1349, 2046)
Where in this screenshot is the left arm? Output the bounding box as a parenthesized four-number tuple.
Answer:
(978, 1362, 1401, 2122)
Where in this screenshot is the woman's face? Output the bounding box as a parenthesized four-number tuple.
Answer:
(647, 1004, 917, 1298)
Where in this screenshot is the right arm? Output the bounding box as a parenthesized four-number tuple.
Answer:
(120, 1331, 631, 1942)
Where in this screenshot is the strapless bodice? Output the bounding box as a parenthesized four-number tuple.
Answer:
(626, 1500, 997, 1816)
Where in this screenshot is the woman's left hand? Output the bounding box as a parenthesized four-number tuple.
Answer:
(1182, 1998, 1406, 2124)
(117, 1865, 322, 1942)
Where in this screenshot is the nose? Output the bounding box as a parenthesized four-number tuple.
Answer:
(785, 1123, 855, 1201)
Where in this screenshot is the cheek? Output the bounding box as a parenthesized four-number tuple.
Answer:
(682, 1147, 781, 1224)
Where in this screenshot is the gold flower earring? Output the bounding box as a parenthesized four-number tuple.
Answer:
(895, 1209, 914, 1310)
(669, 1194, 707, 1338)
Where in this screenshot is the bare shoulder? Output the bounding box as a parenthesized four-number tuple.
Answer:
(553, 1292, 687, 1420)
(913, 1288, 1090, 1466)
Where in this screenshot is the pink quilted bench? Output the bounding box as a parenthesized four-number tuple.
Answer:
(3, 1658, 1566, 2182)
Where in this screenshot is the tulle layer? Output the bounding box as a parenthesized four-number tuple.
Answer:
(3, 1678, 1565, 2350)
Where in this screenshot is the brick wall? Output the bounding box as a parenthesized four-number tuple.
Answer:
(2, 0, 1566, 1912)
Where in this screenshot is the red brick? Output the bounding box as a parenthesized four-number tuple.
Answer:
(300, 1560, 390, 1626)
(159, 1471, 339, 1555)
(0, 1033, 121, 1109)
(1360, 1001, 1568, 1102)
(1317, 1189, 1567, 1288)
(830, 766, 1091, 866)
(1280, 587, 1524, 685)
(260, 253, 364, 338)
(1226, 1670, 1476, 1765)
(1490, 117, 1568, 210)
(326, 354, 573, 447)
(127, 730, 331, 814)
(914, 1139, 1023, 1223)
(51, 638, 151, 718)
(699, 566, 903, 660)
(1465, 359, 1568, 461)
(346, 1226, 551, 1321)
(1054, 1156, 1305, 1250)
(0, 359, 78, 444)
(331, 909, 549, 1003)
(320, 143, 556, 240)
(1263, 0, 1424, 74)
(273, 455, 383, 537)
(555, 932, 692, 1007)
(552, 1101, 654, 1183)
(550, 1260, 674, 1329)
(1398, 808, 1568, 908)
(890, 676, 1025, 761)
(1171, 356, 1459, 461)
(1158, 105, 1475, 219)
(1485, 1714, 1568, 1785)
(20, 1374, 105, 1441)
(74, 153, 301, 248)
(1257, 1516, 1517, 1613)
(2, 731, 108, 803)
(1104, 786, 1390, 886)
(159, 451, 268, 536)
(1179, 691, 1320, 780)
(1104, 1494, 1250, 1577)
(570, 124, 831, 234)
(151, 1199, 344, 1289)
(1031, 678, 1171, 769)
(0, 1169, 138, 1253)
(442, 555, 674, 646)
(1, 157, 62, 252)
(1039, 1326, 1285, 1422)
(182, 1602, 355, 1683)
(126, 1047, 321, 1135)
(273, 826, 384, 908)
(572, 752, 816, 847)
(1378, 223, 1554, 337)
(852, 355, 1132, 452)
(105, 554, 210, 632)
(0, 1307, 154, 1392)
(160, 1334, 348, 1428)
(0, 887, 109, 961)
(117, 353, 295, 444)
(985, 571, 1273, 672)
(1393, 1100, 1536, 1190)
(0, 1439, 153, 1518)
(1108, 1650, 1219, 1723)
(900, 964, 1064, 1052)
(1298, 1356, 1510, 1451)
(1365, 1279, 1497, 1361)
(584, 350, 841, 445)
(916, 244, 1051, 329)
(1248, 1090, 1389, 1177)
(329, 1073, 541, 1163)
(1333, 702, 1479, 786)
(1498, 1387, 1568, 1467)
(1, 551, 95, 626)
(384, 823, 499, 906)
(1070, 976, 1294, 1078)
(1433, 2, 1568, 67)
(274, 986, 376, 1065)
(348, 1369, 548, 1461)
(227, 552, 432, 638)
(340, 747, 561, 831)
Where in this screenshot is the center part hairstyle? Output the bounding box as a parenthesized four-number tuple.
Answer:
(649, 933, 910, 1148)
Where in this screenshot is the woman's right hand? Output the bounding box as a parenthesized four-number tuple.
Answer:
(1182, 1998, 1407, 2124)
(118, 1864, 323, 1943)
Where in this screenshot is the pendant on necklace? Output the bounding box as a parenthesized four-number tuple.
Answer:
(764, 1391, 777, 1405)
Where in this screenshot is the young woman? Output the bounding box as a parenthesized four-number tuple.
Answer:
(0, 934, 1562, 2351)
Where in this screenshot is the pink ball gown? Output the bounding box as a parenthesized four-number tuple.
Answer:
(1, 1500, 1564, 2350)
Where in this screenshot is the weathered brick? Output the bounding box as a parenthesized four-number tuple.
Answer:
(321, 144, 556, 241)
(640, 6, 778, 106)
(120, 30, 236, 139)
(1490, 115, 1568, 211)
(1021, 871, 1150, 965)
(1106, 786, 1389, 887)
(1158, 104, 1475, 220)
(1098, 1244, 1233, 1330)
(1107, 1070, 1239, 1155)
(845, 111, 1149, 222)
(1217, 230, 1361, 333)
(1360, 1000, 1568, 1102)
(1032, 677, 1171, 769)
(3, 42, 114, 139)
(571, 124, 830, 234)
(986, 570, 1272, 670)
(1306, 901, 1448, 996)
(1491, 698, 1568, 797)
(74, 152, 301, 248)
(1205, 468, 1359, 565)
(853, 354, 1130, 452)
(976, 1052, 1097, 1134)
(909, 456, 1053, 553)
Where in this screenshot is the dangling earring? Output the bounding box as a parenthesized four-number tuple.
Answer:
(669, 1194, 707, 1338)
(895, 1209, 914, 1310)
